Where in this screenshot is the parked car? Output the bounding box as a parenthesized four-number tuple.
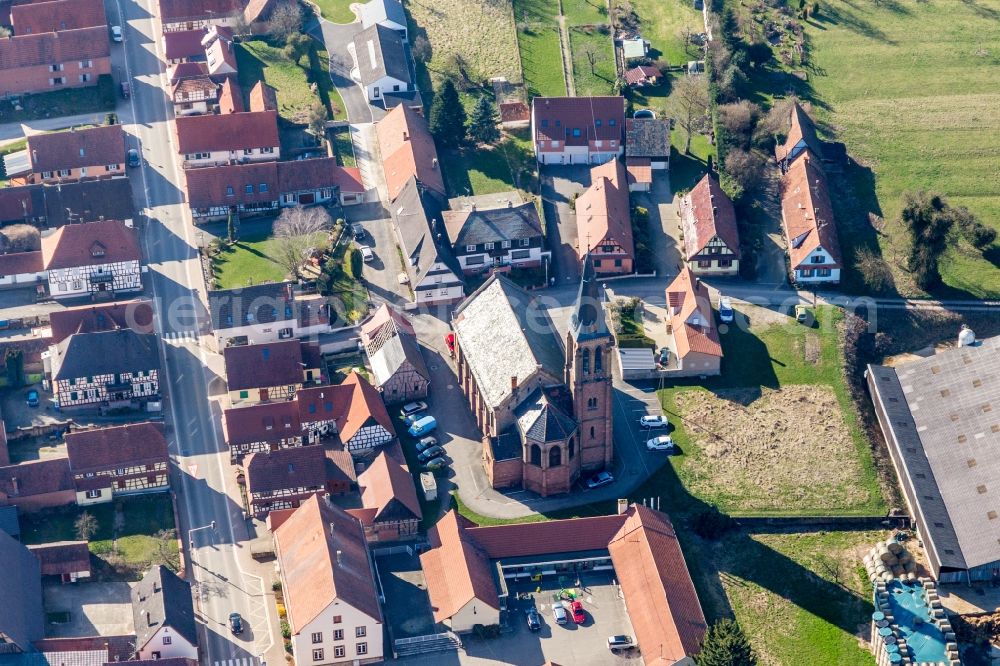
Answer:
(228, 612, 243, 635)
(417, 445, 445, 462)
(403, 413, 424, 426)
(408, 415, 437, 437)
(570, 600, 585, 624)
(26, 389, 39, 408)
(639, 415, 670, 429)
(719, 297, 735, 323)
(423, 456, 447, 471)
(646, 435, 675, 451)
(127, 149, 140, 168)
(401, 401, 428, 417)
(657, 347, 670, 366)
(415, 436, 438, 452)
(110, 25, 122, 42)
(552, 602, 568, 625)
(525, 607, 541, 632)
(586, 471, 614, 489)
(795, 304, 812, 324)
(120, 81, 130, 99)
(608, 635, 634, 652)
(352, 224, 365, 240)
(360, 246, 374, 262)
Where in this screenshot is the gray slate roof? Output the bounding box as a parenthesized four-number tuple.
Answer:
(442, 201, 543, 247)
(360, 0, 406, 29)
(625, 118, 671, 158)
(353, 23, 411, 88)
(0, 529, 44, 652)
(132, 565, 198, 651)
(392, 177, 463, 292)
(370, 330, 429, 387)
(569, 252, 609, 342)
(868, 334, 1000, 571)
(516, 389, 577, 443)
(209, 281, 294, 331)
(453, 275, 565, 409)
(53, 329, 159, 381)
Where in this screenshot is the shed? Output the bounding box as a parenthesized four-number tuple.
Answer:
(621, 38, 648, 61)
(420, 472, 437, 501)
(617, 348, 655, 380)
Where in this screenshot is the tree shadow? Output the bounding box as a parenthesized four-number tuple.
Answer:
(809, 3, 895, 44)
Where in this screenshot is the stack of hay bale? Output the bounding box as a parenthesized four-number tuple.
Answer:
(864, 539, 918, 584)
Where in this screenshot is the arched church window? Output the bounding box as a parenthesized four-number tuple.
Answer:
(549, 446, 561, 468)
(530, 444, 542, 466)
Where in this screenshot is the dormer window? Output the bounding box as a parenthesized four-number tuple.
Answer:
(90, 242, 106, 258)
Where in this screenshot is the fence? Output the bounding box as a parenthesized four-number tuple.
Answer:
(734, 515, 911, 531)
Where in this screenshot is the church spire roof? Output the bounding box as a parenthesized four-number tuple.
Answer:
(569, 253, 609, 342)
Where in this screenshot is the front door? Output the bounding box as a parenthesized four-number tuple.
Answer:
(373, 86, 381, 99)
(259, 388, 269, 402)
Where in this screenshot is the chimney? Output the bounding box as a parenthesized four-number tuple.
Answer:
(617, 498, 628, 515)
(402, 131, 409, 141)
(510, 375, 518, 392)
(432, 158, 438, 169)
(336, 550, 343, 565)
(507, 199, 513, 208)
(145, 611, 152, 626)
(470, 203, 476, 212)
(329, 522, 335, 537)
(10, 477, 18, 495)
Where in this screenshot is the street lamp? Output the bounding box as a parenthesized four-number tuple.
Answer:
(188, 520, 216, 549)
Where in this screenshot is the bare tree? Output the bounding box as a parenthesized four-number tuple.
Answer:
(272, 205, 333, 277)
(75, 511, 99, 541)
(718, 100, 762, 149)
(308, 102, 328, 141)
(0, 224, 41, 252)
(231, 10, 250, 37)
(412, 35, 431, 63)
(578, 40, 601, 76)
(855, 247, 893, 293)
(679, 22, 695, 56)
(267, 0, 302, 42)
(723, 148, 766, 193)
(153, 529, 180, 571)
(664, 74, 709, 155)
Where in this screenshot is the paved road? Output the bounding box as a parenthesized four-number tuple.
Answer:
(106, 0, 281, 664)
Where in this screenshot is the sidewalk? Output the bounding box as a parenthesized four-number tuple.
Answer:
(0, 112, 107, 147)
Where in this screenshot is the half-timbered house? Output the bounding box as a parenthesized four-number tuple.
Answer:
(49, 329, 160, 410)
(66, 422, 169, 505)
(222, 400, 302, 462)
(349, 451, 421, 542)
(300, 372, 395, 455)
(132, 566, 198, 661)
(576, 158, 634, 275)
(680, 174, 740, 276)
(245, 445, 327, 517)
(41, 220, 142, 299)
(359, 304, 429, 404)
(224, 340, 321, 407)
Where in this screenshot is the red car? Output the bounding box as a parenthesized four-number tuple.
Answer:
(445, 332, 455, 357)
(570, 600, 585, 624)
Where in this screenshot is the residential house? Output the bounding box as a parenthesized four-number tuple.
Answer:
(679, 174, 740, 276)
(443, 194, 548, 274)
(623, 65, 660, 87)
(208, 281, 297, 350)
(359, 304, 429, 403)
(185, 158, 363, 221)
(176, 111, 280, 168)
(531, 96, 625, 165)
(624, 117, 670, 194)
(375, 104, 445, 202)
(0, 185, 45, 227)
(349, 451, 421, 542)
(27, 541, 91, 583)
(66, 422, 169, 505)
(576, 158, 634, 275)
(224, 340, 321, 406)
(453, 264, 614, 497)
(22, 125, 125, 185)
(49, 329, 160, 410)
(0, 529, 44, 652)
(47, 299, 156, 344)
(9, 0, 107, 34)
(217, 78, 244, 114)
(158, 0, 242, 32)
(40, 219, 142, 298)
(663, 268, 722, 377)
(202, 25, 237, 77)
(249, 81, 278, 112)
(163, 28, 209, 64)
(0, 27, 110, 98)
(775, 101, 826, 171)
(359, 0, 408, 40)
(299, 372, 396, 455)
(242, 0, 277, 29)
(324, 446, 357, 496)
(274, 494, 384, 666)
(223, 400, 302, 462)
(421, 504, 707, 659)
(131, 566, 198, 660)
(390, 177, 464, 304)
(0, 251, 46, 288)
(0, 459, 75, 512)
(170, 77, 219, 116)
(246, 446, 328, 517)
(0, 178, 134, 227)
(780, 153, 841, 284)
(353, 24, 413, 104)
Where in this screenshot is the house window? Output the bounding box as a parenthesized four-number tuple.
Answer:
(311, 649, 323, 661)
(51, 77, 65, 85)
(333, 647, 345, 658)
(484, 242, 494, 250)
(226, 186, 235, 196)
(614, 259, 622, 267)
(262, 147, 274, 153)
(245, 185, 254, 194)
(698, 260, 711, 268)
(572, 128, 581, 137)
(811, 255, 824, 264)
(116, 468, 126, 476)
(501, 240, 511, 249)
(332, 616, 342, 624)
(79, 60, 93, 68)
(593, 259, 601, 267)
(609, 119, 616, 126)
(85, 489, 101, 499)
(50, 63, 64, 72)
(587, 397, 598, 410)
(79, 74, 91, 83)
(239, 390, 249, 399)
(719, 259, 732, 268)
(817, 268, 831, 277)
(355, 626, 366, 638)
(466, 244, 477, 252)
(595, 119, 602, 127)
(311, 632, 323, 644)
(520, 238, 530, 247)
(244, 149, 253, 155)
(162, 637, 172, 645)
(41, 171, 52, 179)
(333, 629, 343, 641)
(107, 163, 120, 171)
(70, 392, 78, 401)
(465, 255, 485, 265)
(799, 268, 814, 277)
(356, 643, 367, 656)
(58, 169, 72, 177)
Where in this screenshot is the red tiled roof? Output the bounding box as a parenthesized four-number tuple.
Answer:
(33, 636, 136, 662)
(41, 219, 140, 270)
(576, 158, 633, 258)
(0, 185, 40, 221)
(249, 81, 277, 112)
(360, 302, 414, 342)
(243, 0, 275, 23)
(358, 451, 421, 522)
(217, 78, 243, 113)
(27, 124, 125, 173)
(624, 65, 660, 85)
(608, 505, 707, 665)
(175, 111, 279, 154)
(48, 299, 155, 344)
(335, 371, 395, 442)
(223, 339, 304, 391)
(780, 152, 841, 269)
(665, 268, 722, 358)
(11, 0, 107, 34)
(420, 510, 500, 622)
(245, 445, 327, 495)
(625, 157, 652, 186)
(274, 495, 382, 632)
(0, 27, 109, 72)
(167, 61, 210, 84)
(499, 101, 529, 123)
(467, 514, 628, 559)
(163, 28, 208, 61)
(158, 0, 242, 22)
(0, 458, 73, 497)
(531, 96, 625, 145)
(775, 101, 825, 163)
(184, 158, 350, 208)
(376, 104, 445, 201)
(324, 445, 357, 486)
(172, 76, 219, 104)
(328, 166, 365, 193)
(277, 158, 356, 193)
(0, 251, 44, 276)
(222, 400, 301, 446)
(27, 541, 91, 576)
(680, 173, 740, 259)
(65, 422, 167, 473)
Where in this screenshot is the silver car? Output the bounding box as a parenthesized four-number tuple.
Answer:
(552, 603, 568, 625)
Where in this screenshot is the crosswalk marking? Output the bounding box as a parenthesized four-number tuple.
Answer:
(213, 658, 258, 666)
(162, 330, 199, 344)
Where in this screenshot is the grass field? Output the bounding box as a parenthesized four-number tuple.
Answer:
(797, 0, 1000, 297)
(236, 38, 346, 123)
(441, 128, 535, 197)
(212, 228, 292, 288)
(330, 127, 356, 167)
(310, 0, 355, 23)
(563, 0, 607, 25)
(517, 26, 566, 97)
(0, 77, 114, 124)
(669, 130, 714, 192)
(569, 27, 617, 95)
(620, 0, 702, 66)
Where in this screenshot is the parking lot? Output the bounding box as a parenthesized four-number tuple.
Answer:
(376, 552, 440, 640)
(1, 383, 63, 430)
(43, 581, 135, 638)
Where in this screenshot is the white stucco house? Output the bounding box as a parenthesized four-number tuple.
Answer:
(131, 566, 198, 661)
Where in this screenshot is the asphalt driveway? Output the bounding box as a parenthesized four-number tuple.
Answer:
(540, 165, 591, 286)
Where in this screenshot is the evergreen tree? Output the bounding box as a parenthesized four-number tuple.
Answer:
(467, 96, 501, 145)
(429, 79, 467, 148)
(697, 619, 757, 666)
(227, 213, 237, 244)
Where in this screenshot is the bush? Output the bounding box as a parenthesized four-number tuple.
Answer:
(280, 620, 291, 640)
(344, 247, 363, 280)
(692, 505, 737, 540)
(271, 580, 282, 592)
(472, 624, 502, 639)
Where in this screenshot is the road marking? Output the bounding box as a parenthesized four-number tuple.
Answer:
(213, 659, 257, 666)
(162, 330, 199, 344)
(187, 463, 198, 477)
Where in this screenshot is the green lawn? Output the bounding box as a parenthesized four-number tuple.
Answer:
(621, 0, 703, 67)
(310, 0, 356, 23)
(0, 76, 114, 124)
(569, 27, 617, 96)
(517, 26, 566, 98)
(669, 130, 714, 192)
(795, 0, 1000, 297)
(211, 229, 291, 289)
(19, 494, 178, 581)
(236, 37, 346, 123)
(330, 127, 356, 167)
(512, 0, 559, 23)
(562, 0, 608, 25)
(441, 128, 536, 197)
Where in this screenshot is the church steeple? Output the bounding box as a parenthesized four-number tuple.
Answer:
(569, 252, 608, 342)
